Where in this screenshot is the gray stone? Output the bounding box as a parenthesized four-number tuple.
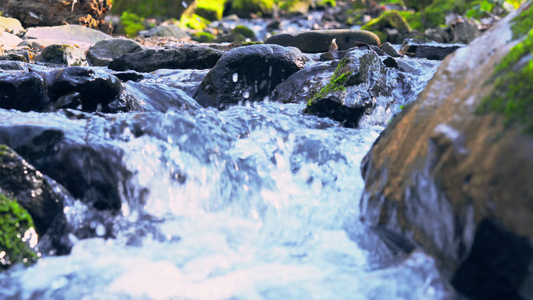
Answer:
(0, 31, 22, 47)
(35, 44, 87, 66)
(0, 16, 25, 36)
(141, 25, 188, 39)
(400, 38, 464, 60)
(87, 38, 145, 67)
(265, 29, 381, 53)
(23, 25, 112, 45)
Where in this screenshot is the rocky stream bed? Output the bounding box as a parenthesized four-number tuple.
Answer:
(0, 1, 532, 300)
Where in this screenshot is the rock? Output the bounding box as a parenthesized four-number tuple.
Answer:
(360, 4, 533, 300)
(87, 38, 145, 67)
(0, 113, 130, 212)
(193, 44, 306, 108)
(361, 10, 412, 44)
(122, 81, 202, 112)
(400, 38, 464, 60)
(34, 44, 87, 66)
(0, 61, 27, 70)
(0, 193, 38, 270)
(270, 61, 337, 103)
(141, 25, 188, 39)
(0, 16, 25, 36)
(304, 48, 396, 127)
(424, 26, 453, 43)
(108, 44, 225, 72)
(0, 71, 48, 111)
(450, 17, 479, 44)
(111, 0, 194, 19)
(265, 29, 381, 53)
(230, 0, 274, 18)
(0, 145, 65, 237)
(380, 42, 402, 57)
(6, 0, 112, 33)
(44, 67, 123, 112)
(0, 67, 123, 113)
(23, 25, 112, 45)
(0, 31, 23, 47)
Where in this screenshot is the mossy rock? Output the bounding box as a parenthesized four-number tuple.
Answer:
(196, 0, 227, 21)
(191, 31, 216, 43)
(233, 25, 256, 39)
(361, 10, 412, 43)
(477, 10, 533, 135)
(0, 193, 38, 270)
(230, 0, 274, 17)
(420, 0, 475, 29)
(118, 11, 145, 37)
(316, 0, 337, 8)
(112, 0, 194, 18)
(180, 13, 211, 30)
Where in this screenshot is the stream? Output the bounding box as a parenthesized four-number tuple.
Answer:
(0, 13, 459, 298)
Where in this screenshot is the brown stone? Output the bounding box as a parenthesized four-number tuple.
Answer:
(359, 4, 533, 300)
(6, 0, 113, 34)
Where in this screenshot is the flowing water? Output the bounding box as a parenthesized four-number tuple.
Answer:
(0, 51, 457, 299)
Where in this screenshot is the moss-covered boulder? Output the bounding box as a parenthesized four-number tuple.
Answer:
(0, 193, 38, 270)
(196, 0, 227, 21)
(360, 3, 533, 299)
(361, 10, 412, 44)
(112, 0, 194, 19)
(230, 0, 274, 17)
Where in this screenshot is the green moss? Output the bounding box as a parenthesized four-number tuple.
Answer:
(361, 10, 411, 42)
(400, 11, 424, 31)
(0, 144, 8, 156)
(308, 58, 351, 106)
(0, 193, 38, 270)
(231, 0, 274, 17)
(316, 0, 336, 7)
(511, 4, 533, 39)
(196, 0, 226, 21)
(477, 27, 533, 135)
(233, 25, 256, 39)
(421, 0, 474, 28)
(120, 12, 145, 37)
(112, 0, 189, 18)
(180, 13, 211, 30)
(191, 31, 216, 42)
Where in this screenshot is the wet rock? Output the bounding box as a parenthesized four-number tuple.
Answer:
(361, 10, 412, 44)
(0, 145, 65, 237)
(270, 61, 337, 104)
(0, 114, 130, 213)
(108, 44, 225, 72)
(87, 38, 145, 67)
(0, 61, 27, 70)
(0, 31, 22, 47)
(122, 81, 202, 112)
(400, 38, 464, 60)
(6, 0, 112, 33)
(44, 67, 123, 112)
(0, 71, 48, 111)
(0, 16, 25, 36)
(265, 29, 381, 53)
(304, 48, 396, 127)
(194, 44, 306, 108)
(380, 42, 402, 57)
(23, 25, 112, 45)
(35, 44, 87, 66)
(140, 25, 188, 39)
(360, 5, 533, 300)
(0, 52, 27, 63)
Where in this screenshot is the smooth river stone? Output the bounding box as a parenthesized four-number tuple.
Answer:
(264, 29, 381, 53)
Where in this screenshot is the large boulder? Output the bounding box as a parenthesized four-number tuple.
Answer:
(6, 0, 112, 33)
(304, 48, 398, 128)
(193, 44, 306, 108)
(359, 4, 533, 299)
(108, 44, 225, 72)
(265, 30, 381, 53)
(23, 24, 112, 44)
(0, 16, 25, 36)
